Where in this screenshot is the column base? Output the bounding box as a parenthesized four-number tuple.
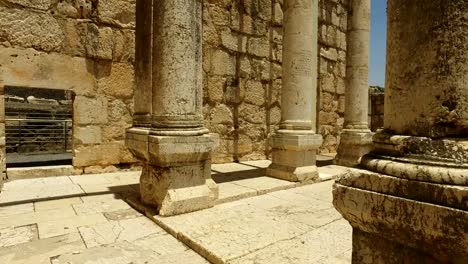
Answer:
(333, 161, 468, 262)
(126, 128, 219, 216)
(266, 131, 323, 183)
(335, 129, 373, 167)
(352, 229, 440, 263)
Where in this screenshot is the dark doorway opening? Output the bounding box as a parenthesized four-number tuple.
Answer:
(5, 86, 74, 167)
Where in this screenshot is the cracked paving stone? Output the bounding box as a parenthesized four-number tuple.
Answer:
(50, 241, 209, 264)
(228, 219, 352, 264)
(0, 224, 38, 248)
(0, 232, 86, 264)
(78, 216, 166, 248)
(155, 203, 312, 262)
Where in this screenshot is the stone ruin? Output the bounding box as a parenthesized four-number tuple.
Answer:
(333, 0, 468, 262)
(0, 0, 466, 262)
(0, 0, 351, 175)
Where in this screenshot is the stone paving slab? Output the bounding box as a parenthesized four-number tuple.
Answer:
(34, 197, 83, 211)
(0, 224, 38, 248)
(0, 162, 347, 207)
(51, 240, 210, 264)
(0, 161, 350, 264)
(0, 232, 86, 264)
(0, 206, 77, 229)
(38, 213, 109, 239)
(151, 180, 352, 264)
(78, 216, 166, 248)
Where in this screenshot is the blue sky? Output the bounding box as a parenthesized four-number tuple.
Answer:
(369, 0, 387, 87)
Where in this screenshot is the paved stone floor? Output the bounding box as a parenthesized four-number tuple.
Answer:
(0, 161, 350, 264)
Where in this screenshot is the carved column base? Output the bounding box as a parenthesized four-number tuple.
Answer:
(267, 131, 323, 183)
(333, 135, 468, 263)
(335, 129, 373, 167)
(126, 128, 218, 216)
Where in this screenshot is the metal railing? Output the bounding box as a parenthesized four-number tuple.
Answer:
(6, 117, 72, 154)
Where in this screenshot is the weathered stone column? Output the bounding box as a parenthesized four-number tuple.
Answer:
(334, 0, 468, 262)
(133, 0, 153, 127)
(127, 0, 218, 216)
(335, 0, 373, 167)
(0, 71, 5, 191)
(266, 0, 323, 183)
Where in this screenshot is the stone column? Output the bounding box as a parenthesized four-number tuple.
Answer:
(133, 0, 153, 126)
(335, 0, 373, 167)
(266, 0, 323, 183)
(0, 71, 5, 191)
(127, 0, 218, 216)
(333, 0, 468, 262)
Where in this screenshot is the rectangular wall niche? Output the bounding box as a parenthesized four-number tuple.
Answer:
(4, 86, 74, 167)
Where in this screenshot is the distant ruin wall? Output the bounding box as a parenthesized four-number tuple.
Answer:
(369, 86, 385, 132)
(0, 0, 349, 169)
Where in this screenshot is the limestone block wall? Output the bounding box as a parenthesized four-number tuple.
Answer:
(0, 0, 138, 172)
(317, 0, 348, 154)
(369, 86, 384, 132)
(0, 0, 349, 169)
(203, 0, 349, 162)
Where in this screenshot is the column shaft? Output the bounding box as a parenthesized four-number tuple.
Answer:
(151, 0, 204, 132)
(385, 0, 468, 137)
(267, 0, 323, 183)
(334, 1, 468, 262)
(335, 0, 373, 167)
(133, 0, 153, 126)
(344, 0, 370, 130)
(280, 0, 318, 131)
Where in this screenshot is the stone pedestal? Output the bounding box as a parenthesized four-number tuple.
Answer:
(335, 0, 372, 167)
(333, 0, 468, 262)
(126, 128, 218, 216)
(334, 140, 468, 262)
(335, 129, 372, 167)
(267, 0, 322, 182)
(267, 131, 322, 183)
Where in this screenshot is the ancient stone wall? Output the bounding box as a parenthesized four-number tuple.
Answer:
(203, 0, 349, 162)
(369, 86, 384, 132)
(0, 0, 138, 172)
(317, 0, 348, 154)
(0, 0, 348, 169)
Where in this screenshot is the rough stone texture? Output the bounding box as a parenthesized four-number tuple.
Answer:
(334, 178, 468, 263)
(384, 0, 468, 137)
(317, 0, 349, 154)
